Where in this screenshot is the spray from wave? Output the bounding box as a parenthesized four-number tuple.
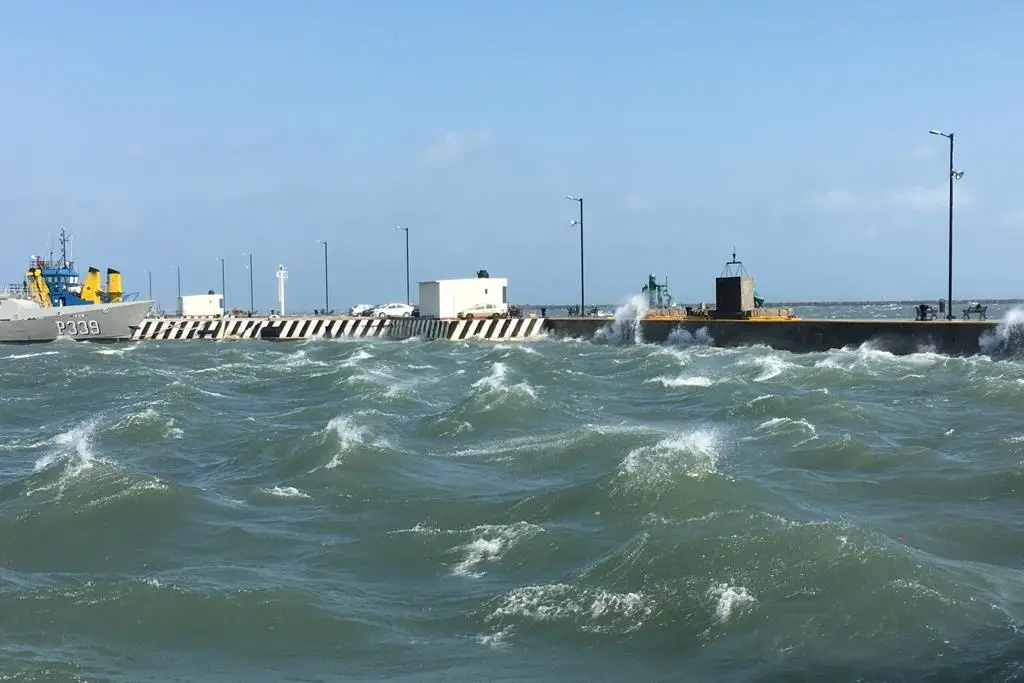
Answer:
(979, 307, 1024, 358)
(594, 295, 649, 345)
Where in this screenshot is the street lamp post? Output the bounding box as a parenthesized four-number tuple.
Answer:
(565, 195, 584, 316)
(217, 257, 226, 314)
(176, 265, 181, 314)
(242, 252, 254, 313)
(316, 240, 329, 313)
(395, 225, 410, 304)
(929, 129, 964, 320)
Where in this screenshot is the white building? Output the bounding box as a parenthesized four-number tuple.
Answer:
(418, 273, 508, 318)
(179, 293, 224, 317)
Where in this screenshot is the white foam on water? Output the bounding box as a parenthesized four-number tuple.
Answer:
(470, 361, 538, 406)
(319, 415, 371, 470)
(261, 485, 310, 499)
(619, 428, 723, 488)
(647, 375, 713, 388)
(980, 307, 1024, 356)
(450, 521, 545, 578)
(340, 348, 374, 368)
(666, 326, 714, 347)
(594, 295, 649, 345)
(485, 583, 654, 635)
(747, 417, 818, 446)
(709, 582, 757, 624)
(26, 418, 114, 498)
(2, 350, 60, 360)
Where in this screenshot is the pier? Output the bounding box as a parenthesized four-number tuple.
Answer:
(130, 313, 1006, 356)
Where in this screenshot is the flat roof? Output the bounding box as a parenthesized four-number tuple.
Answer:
(418, 276, 507, 284)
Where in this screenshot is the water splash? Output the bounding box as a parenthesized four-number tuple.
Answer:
(594, 295, 649, 345)
(979, 307, 1024, 358)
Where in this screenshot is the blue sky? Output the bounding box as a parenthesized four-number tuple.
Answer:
(2, 0, 1022, 310)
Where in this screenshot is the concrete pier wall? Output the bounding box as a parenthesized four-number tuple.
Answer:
(543, 316, 1003, 356)
(130, 314, 1016, 357)
(131, 315, 547, 343)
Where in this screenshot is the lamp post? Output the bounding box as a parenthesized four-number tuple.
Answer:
(217, 257, 226, 313)
(565, 195, 584, 316)
(175, 264, 182, 315)
(315, 240, 329, 313)
(929, 129, 964, 320)
(395, 225, 410, 304)
(242, 252, 254, 313)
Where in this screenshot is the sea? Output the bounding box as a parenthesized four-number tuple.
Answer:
(2, 302, 1024, 683)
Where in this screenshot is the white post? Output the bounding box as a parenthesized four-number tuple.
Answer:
(276, 264, 288, 315)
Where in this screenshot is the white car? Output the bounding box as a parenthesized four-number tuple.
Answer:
(348, 303, 373, 316)
(370, 302, 415, 317)
(457, 302, 509, 319)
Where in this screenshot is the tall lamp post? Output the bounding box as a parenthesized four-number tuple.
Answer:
(217, 257, 226, 313)
(242, 252, 254, 313)
(565, 195, 584, 316)
(395, 225, 410, 304)
(315, 240, 329, 313)
(175, 264, 181, 315)
(929, 129, 965, 320)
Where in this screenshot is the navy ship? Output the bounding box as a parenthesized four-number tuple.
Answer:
(0, 229, 153, 343)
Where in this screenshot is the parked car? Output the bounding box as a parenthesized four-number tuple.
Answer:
(369, 302, 416, 317)
(457, 302, 510, 319)
(348, 303, 373, 316)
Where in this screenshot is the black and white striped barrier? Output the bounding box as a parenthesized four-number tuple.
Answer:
(442, 317, 547, 341)
(130, 316, 548, 342)
(260, 317, 388, 340)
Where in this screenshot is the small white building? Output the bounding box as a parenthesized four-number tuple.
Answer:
(179, 293, 224, 317)
(418, 273, 508, 318)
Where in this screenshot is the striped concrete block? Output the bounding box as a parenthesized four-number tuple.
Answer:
(130, 315, 549, 342)
(259, 317, 389, 341)
(131, 318, 265, 341)
(446, 317, 547, 341)
(386, 317, 453, 340)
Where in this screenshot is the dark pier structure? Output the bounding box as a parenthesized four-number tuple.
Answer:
(543, 255, 1005, 356)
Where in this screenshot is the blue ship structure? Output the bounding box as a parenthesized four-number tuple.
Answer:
(16, 227, 139, 308)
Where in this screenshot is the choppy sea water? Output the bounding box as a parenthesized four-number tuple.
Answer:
(3, 304, 1024, 682)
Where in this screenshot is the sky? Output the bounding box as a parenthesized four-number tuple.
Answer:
(2, 0, 1023, 311)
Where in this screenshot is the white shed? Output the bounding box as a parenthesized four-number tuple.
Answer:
(179, 293, 224, 317)
(418, 275, 508, 318)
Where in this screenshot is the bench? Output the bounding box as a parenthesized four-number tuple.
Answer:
(915, 304, 937, 321)
(962, 303, 987, 320)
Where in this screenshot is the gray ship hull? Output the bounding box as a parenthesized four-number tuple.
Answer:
(0, 300, 153, 344)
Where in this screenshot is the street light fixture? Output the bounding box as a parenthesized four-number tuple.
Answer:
(315, 240, 329, 313)
(929, 129, 965, 320)
(395, 225, 410, 305)
(565, 195, 584, 316)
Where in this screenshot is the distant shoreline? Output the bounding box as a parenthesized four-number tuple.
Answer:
(520, 299, 1024, 308)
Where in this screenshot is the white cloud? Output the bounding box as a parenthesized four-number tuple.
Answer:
(806, 188, 858, 214)
(997, 207, 1024, 231)
(621, 192, 651, 213)
(423, 130, 490, 164)
(886, 185, 974, 212)
(804, 184, 974, 215)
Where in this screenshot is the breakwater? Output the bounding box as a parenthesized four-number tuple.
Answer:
(129, 313, 1021, 357)
(131, 315, 548, 342)
(546, 317, 1007, 356)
